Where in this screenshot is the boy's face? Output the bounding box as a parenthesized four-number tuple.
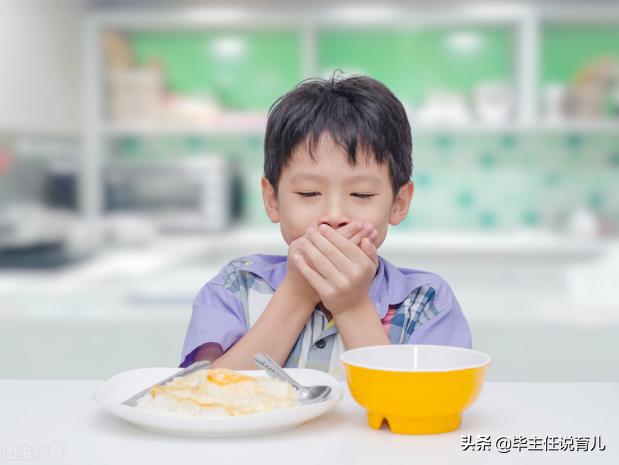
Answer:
(262, 133, 414, 248)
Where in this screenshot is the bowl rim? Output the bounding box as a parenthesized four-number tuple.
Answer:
(339, 344, 491, 372)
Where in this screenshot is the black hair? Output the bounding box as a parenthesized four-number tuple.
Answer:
(263, 71, 412, 198)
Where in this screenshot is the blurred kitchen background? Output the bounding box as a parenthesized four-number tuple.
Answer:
(1, 0, 618, 381)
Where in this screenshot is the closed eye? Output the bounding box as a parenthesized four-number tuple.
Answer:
(296, 192, 376, 199)
(296, 192, 319, 197)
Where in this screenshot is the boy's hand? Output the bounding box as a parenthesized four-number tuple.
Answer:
(293, 223, 379, 314)
(284, 221, 378, 307)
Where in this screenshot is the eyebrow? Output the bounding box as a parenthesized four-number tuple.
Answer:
(290, 173, 382, 185)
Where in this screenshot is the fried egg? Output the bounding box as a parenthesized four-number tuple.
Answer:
(136, 368, 296, 417)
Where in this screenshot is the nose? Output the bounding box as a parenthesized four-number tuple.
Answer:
(318, 196, 349, 230)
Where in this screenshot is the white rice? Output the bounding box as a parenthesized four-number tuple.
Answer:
(134, 369, 296, 417)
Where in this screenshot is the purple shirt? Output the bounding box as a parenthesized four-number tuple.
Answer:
(180, 253, 472, 378)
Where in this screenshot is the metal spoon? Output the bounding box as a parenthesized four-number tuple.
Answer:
(253, 353, 332, 404)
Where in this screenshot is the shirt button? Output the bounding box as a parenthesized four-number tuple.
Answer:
(315, 339, 326, 349)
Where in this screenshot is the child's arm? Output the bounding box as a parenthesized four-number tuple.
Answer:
(208, 275, 317, 369)
(207, 222, 371, 369)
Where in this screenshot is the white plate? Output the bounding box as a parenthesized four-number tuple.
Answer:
(93, 367, 342, 437)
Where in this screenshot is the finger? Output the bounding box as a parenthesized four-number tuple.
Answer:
(360, 237, 378, 267)
(293, 253, 329, 292)
(288, 237, 305, 259)
(349, 222, 370, 244)
(306, 227, 355, 275)
(350, 229, 379, 264)
(318, 223, 374, 267)
(299, 235, 343, 282)
(350, 223, 377, 245)
(332, 221, 364, 241)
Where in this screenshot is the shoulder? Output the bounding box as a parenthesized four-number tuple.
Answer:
(206, 253, 287, 294)
(381, 256, 460, 313)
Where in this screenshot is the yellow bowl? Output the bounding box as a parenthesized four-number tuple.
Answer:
(340, 344, 491, 434)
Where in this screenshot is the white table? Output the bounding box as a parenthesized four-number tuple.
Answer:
(0, 380, 616, 464)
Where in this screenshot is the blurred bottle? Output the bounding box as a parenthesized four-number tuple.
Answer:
(542, 83, 567, 123)
(472, 81, 514, 124)
(565, 206, 600, 239)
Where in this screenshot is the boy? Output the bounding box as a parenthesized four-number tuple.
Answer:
(180, 73, 471, 379)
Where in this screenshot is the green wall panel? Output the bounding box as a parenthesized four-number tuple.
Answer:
(318, 27, 513, 106)
(542, 25, 619, 85)
(128, 30, 303, 110)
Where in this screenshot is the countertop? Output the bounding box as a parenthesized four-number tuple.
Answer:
(0, 380, 616, 464)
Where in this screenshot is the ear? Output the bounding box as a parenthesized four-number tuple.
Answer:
(261, 176, 280, 223)
(388, 181, 414, 225)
